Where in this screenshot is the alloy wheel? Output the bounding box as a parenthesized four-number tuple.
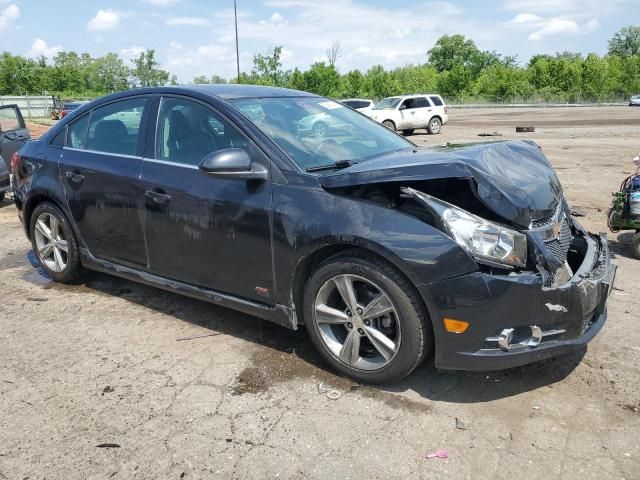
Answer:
(33, 212, 68, 273)
(313, 274, 401, 370)
(429, 118, 441, 133)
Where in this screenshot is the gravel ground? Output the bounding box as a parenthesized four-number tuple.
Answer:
(1, 107, 639, 480)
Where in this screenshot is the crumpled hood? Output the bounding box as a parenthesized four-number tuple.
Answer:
(319, 139, 564, 228)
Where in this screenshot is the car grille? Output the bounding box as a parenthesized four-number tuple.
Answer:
(531, 212, 556, 229)
(544, 217, 572, 264)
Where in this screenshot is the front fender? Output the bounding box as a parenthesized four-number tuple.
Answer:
(272, 181, 478, 306)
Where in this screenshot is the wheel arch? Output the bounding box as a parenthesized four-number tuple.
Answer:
(289, 241, 428, 326)
(23, 190, 73, 242)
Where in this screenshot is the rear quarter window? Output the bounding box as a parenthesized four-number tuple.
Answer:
(429, 96, 444, 106)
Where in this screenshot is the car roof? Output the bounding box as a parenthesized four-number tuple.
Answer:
(174, 84, 318, 100)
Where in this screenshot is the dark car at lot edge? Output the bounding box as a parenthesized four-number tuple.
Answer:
(0, 104, 30, 201)
(11, 85, 616, 384)
(59, 101, 87, 119)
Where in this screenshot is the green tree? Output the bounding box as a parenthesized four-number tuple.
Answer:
(608, 26, 640, 57)
(89, 53, 130, 92)
(193, 74, 227, 84)
(251, 46, 286, 86)
(131, 49, 170, 87)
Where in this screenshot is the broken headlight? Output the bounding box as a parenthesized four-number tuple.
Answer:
(403, 188, 527, 268)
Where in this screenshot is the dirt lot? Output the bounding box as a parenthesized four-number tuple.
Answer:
(1, 107, 639, 480)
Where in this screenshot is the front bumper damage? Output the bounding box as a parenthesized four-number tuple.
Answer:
(422, 232, 616, 371)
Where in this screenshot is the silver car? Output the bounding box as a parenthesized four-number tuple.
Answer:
(630, 95, 640, 106)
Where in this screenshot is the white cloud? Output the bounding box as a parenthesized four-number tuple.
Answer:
(212, 0, 477, 74)
(167, 42, 232, 68)
(0, 3, 19, 32)
(528, 17, 599, 40)
(27, 38, 63, 58)
(143, 0, 179, 5)
(165, 17, 210, 26)
(120, 46, 146, 63)
(508, 13, 543, 24)
(87, 9, 123, 32)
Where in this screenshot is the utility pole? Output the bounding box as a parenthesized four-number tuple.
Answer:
(234, 0, 240, 83)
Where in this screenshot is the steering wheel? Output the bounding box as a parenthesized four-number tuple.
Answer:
(311, 138, 338, 162)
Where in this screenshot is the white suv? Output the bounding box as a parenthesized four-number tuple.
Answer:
(369, 94, 448, 135)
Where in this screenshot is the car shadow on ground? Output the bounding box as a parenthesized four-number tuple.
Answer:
(24, 251, 584, 404)
(609, 231, 638, 261)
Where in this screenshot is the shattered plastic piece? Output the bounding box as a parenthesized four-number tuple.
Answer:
(96, 443, 121, 448)
(478, 132, 503, 137)
(326, 390, 342, 400)
(545, 303, 568, 313)
(455, 418, 468, 430)
(426, 450, 449, 459)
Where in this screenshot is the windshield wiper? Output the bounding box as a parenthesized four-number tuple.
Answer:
(306, 159, 358, 172)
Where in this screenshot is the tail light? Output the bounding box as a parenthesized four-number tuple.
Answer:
(444, 106, 448, 114)
(10, 152, 20, 174)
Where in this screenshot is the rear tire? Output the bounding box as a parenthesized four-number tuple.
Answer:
(427, 117, 441, 134)
(632, 232, 640, 260)
(303, 251, 431, 384)
(29, 202, 81, 283)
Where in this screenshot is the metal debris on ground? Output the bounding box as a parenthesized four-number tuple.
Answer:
(317, 382, 342, 400)
(426, 449, 449, 459)
(95, 443, 121, 448)
(478, 132, 503, 137)
(102, 386, 115, 394)
(176, 332, 222, 341)
(516, 126, 535, 133)
(326, 390, 342, 400)
(455, 418, 468, 430)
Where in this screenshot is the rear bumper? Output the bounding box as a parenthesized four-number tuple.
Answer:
(421, 232, 615, 371)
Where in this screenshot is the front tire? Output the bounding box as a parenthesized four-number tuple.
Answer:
(632, 232, 640, 260)
(427, 117, 442, 134)
(303, 251, 431, 384)
(382, 120, 396, 131)
(29, 202, 81, 283)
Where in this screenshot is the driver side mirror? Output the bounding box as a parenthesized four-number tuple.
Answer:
(198, 148, 268, 182)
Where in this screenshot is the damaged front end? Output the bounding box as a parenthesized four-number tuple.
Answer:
(320, 140, 616, 370)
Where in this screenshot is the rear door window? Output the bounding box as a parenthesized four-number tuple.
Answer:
(414, 97, 430, 108)
(429, 96, 444, 106)
(85, 98, 147, 156)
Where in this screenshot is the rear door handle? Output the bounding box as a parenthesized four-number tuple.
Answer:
(65, 171, 84, 183)
(145, 189, 172, 205)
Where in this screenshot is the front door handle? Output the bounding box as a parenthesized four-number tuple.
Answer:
(145, 189, 172, 205)
(65, 171, 84, 184)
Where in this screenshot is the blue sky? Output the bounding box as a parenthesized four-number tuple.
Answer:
(0, 0, 636, 81)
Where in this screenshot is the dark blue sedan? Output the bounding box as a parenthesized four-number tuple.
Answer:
(11, 85, 615, 383)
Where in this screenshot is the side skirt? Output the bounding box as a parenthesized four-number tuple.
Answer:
(79, 248, 298, 330)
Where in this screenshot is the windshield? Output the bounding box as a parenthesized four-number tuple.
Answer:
(373, 97, 401, 110)
(229, 96, 412, 171)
